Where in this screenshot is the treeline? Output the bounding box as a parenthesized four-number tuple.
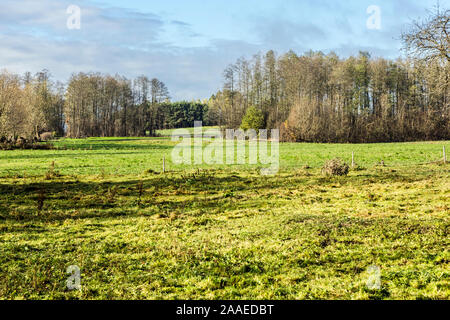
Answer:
(0, 70, 210, 142)
(209, 8, 450, 143)
(209, 50, 449, 143)
(64, 73, 170, 138)
(0, 70, 65, 142)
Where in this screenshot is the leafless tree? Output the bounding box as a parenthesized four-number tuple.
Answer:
(402, 7, 449, 62)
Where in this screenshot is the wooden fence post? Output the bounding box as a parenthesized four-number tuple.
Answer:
(444, 146, 447, 164)
(352, 152, 355, 168)
(163, 156, 166, 173)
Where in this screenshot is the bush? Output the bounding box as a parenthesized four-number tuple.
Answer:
(0, 141, 54, 150)
(241, 106, 265, 133)
(322, 158, 350, 176)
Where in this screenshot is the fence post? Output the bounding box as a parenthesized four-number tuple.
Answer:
(444, 146, 447, 164)
(352, 152, 355, 168)
(163, 156, 166, 173)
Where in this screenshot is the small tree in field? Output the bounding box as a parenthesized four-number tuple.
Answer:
(241, 106, 265, 133)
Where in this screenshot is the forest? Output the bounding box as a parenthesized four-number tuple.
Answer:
(209, 51, 449, 143)
(208, 8, 449, 143)
(0, 71, 209, 142)
(0, 8, 448, 144)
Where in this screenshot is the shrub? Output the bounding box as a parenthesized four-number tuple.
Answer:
(0, 139, 54, 150)
(322, 158, 350, 176)
(241, 106, 265, 133)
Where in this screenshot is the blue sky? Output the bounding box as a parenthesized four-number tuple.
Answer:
(0, 0, 447, 100)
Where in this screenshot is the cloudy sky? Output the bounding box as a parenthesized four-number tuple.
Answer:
(0, 0, 446, 100)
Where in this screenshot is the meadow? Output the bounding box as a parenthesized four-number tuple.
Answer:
(0, 132, 448, 300)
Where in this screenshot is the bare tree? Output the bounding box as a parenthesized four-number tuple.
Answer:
(402, 6, 449, 62)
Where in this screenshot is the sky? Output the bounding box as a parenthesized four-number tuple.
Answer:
(0, 0, 447, 100)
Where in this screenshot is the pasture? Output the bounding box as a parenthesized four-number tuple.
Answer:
(0, 134, 448, 299)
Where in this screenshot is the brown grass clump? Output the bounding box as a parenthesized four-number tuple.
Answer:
(322, 158, 350, 176)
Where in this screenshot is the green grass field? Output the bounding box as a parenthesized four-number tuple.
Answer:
(0, 133, 448, 300)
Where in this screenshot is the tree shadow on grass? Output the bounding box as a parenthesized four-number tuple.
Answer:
(0, 169, 435, 223)
(0, 145, 173, 161)
(0, 175, 256, 223)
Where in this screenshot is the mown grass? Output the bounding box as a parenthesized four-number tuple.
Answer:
(0, 135, 448, 300)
